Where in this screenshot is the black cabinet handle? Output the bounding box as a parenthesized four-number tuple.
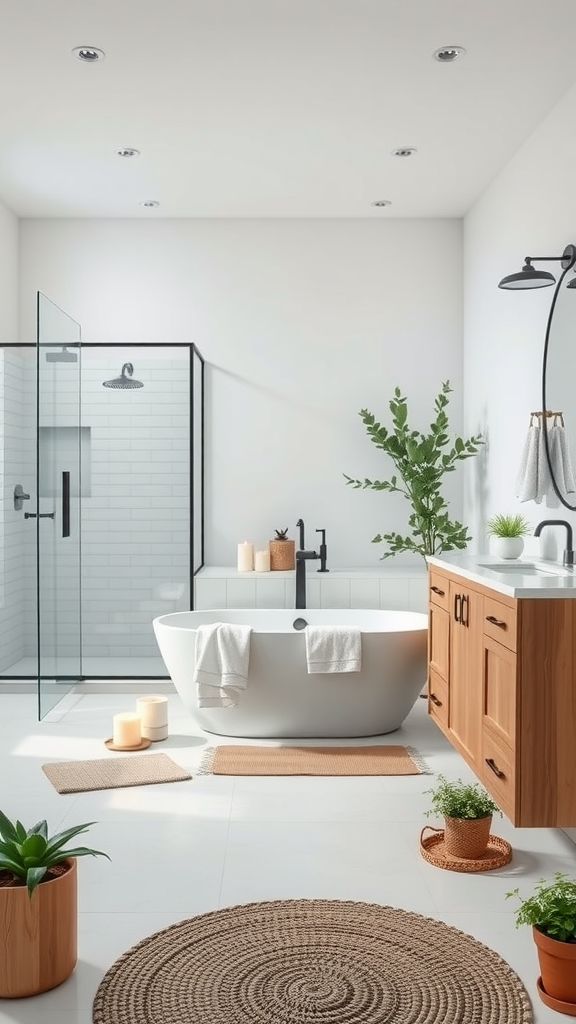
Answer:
(486, 615, 506, 629)
(461, 594, 469, 627)
(454, 593, 462, 623)
(485, 757, 505, 779)
(431, 585, 445, 596)
(62, 471, 70, 538)
(429, 693, 442, 707)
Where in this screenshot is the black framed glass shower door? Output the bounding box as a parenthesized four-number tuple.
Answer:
(36, 292, 82, 718)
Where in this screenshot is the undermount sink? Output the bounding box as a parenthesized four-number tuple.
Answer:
(478, 562, 571, 577)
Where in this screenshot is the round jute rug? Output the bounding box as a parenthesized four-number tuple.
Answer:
(92, 899, 533, 1024)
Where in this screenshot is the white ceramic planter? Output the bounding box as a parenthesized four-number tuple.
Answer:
(490, 536, 525, 559)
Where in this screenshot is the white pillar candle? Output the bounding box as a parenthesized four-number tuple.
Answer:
(237, 541, 254, 572)
(136, 695, 169, 741)
(254, 548, 270, 572)
(113, 712, 141, 747)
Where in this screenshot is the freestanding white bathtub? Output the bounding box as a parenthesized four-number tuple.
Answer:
(153, 609, 428, 738)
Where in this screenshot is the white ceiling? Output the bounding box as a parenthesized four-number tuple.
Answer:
(1, 0, 576, 219)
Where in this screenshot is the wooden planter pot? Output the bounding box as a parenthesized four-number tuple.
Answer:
(0, 858, 77, 998)
(443, 814, 492, 859)
(533, 926, 576, 1012)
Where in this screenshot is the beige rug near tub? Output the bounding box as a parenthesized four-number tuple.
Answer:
(42, 753, 192, 794)
(198, 744, 428, 776)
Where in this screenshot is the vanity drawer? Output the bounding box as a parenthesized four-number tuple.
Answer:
(483, 595, 517, 652)
(428, 670, 449, 728)
(429, 571, 450, 611)
(482, 730, 516, 819)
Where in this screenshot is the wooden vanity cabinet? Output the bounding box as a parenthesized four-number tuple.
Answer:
(427, 564, 576, 827)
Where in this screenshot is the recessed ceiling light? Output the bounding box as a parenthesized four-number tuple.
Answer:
(432, 45, 466, 63)
(140, 200, 160, 208)
(371, 200, 392, 208)
(72, 46, 105, 63)
(116, 148, 140, 158)
(392, 147, 417, 158)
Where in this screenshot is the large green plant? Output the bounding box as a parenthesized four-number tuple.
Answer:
(0, 810, 109, 896)
(344, 380, 484, 558)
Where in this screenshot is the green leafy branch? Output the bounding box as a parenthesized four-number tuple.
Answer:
(344, 380, 484, 558)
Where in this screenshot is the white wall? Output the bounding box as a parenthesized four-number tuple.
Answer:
(19, 218, 464, 568)
(464, 81, 576, 560)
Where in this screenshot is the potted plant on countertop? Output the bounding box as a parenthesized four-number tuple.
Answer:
(344, 380, 484, 559)
(506, 872, 576, 1013)
(0, 809, 109, 998)
(424, 775, 502, 859)
(486, 512, 532, 560)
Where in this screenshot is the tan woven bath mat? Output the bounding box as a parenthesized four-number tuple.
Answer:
(42, 753, 191, 794)
(92, 899, 533, 1024)
(198, 744, 429, 776)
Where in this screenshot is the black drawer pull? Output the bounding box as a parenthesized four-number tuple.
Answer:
(486, 615, 506, 629)
(429, 693, 442, 707)
(485, 757, 505, 779)
(454, 593, 462, 623)
(431, 585, 445, 596)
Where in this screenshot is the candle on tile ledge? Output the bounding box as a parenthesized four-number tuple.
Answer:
(136, 695, 169, 741)
(237, 541, 254, 572)
(254, 548, 271, 572)
(112, 712, 141, 747)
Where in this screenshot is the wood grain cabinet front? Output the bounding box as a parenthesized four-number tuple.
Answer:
(427, 565, 576, 827)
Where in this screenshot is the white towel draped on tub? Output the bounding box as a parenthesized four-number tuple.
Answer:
(305, 626, 361, 674)
(194, 623, 252, 708)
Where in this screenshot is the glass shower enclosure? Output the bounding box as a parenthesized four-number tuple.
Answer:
(0, 293, 204, 716)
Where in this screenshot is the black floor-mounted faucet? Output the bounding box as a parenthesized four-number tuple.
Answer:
(295, 519, 328, 608)
(534, 519, 575, 567)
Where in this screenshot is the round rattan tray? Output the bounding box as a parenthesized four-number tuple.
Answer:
(420, 826, 512, 873)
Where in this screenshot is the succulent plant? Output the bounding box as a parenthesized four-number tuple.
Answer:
(0, 810, 110, 896)
(274, 528, 289, 540)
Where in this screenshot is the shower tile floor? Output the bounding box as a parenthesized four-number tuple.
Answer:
(0, 690, 574, 1023)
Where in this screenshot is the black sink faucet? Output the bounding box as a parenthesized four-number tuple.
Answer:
(534, 519, 575, 567)
(295, 519, 328, 608)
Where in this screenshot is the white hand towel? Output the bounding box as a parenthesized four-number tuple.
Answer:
(194, 623, 252, 708)
(515, 424, 540, 502)
(305, 626, 361, 674)
(550, 424, 576, 501)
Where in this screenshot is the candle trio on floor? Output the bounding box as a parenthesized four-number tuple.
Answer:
(108, 695, 169, 751)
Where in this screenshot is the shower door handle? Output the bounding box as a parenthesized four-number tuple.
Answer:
(25, 512, 55, 519)
(62, 471, 70, 538)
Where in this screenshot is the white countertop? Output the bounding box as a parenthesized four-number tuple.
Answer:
(427, 552, 576, 598)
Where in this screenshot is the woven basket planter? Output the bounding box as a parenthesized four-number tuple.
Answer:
(269, 539, 295, 571)
(443, 814, 492, 859)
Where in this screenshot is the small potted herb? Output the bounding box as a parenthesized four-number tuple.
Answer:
(486, 512, 531, 560)
(0, 810, 109, 997)
(506, 872, 576, 1011)
(424, 775, 502, 859)
(269, 527, 295, 570)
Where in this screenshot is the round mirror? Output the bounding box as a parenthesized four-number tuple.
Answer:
(542, 274, 576, 510)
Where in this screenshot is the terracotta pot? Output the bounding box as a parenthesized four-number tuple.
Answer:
(533, 925, 576, 1008)
(0, 858, 77, 998)
(443, 814, 492, 859)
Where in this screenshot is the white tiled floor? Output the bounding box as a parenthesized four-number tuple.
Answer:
(0, 690, 575, 1023)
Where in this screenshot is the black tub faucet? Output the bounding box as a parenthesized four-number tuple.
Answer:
(295, 520, 329, 608)
(316, 528, 329, 573)
(534, 519, 575, 567)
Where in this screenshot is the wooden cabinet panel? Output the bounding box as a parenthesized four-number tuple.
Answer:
(448, 580, 482, 765)
(428, 670, 449, 728)
(482, 636, 517, 749)
(481, 729, 516, 821)
(483, 595, 517, 652)
(429, 604, 449, 680)
(429, 571, 450, 611)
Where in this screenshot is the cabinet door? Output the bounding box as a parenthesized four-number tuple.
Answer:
(482, 636, 517, 750)
(429, 604, 449, 680)
(448, 580, 483, 764)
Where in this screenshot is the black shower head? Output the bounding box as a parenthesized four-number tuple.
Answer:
(102, 362, 143, 389)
